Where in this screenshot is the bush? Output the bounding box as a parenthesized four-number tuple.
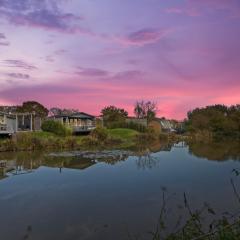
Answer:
(135, 128, 157, 146)
(107, 121, 146, 132)
(44, 136, 65, 150)
(81, 136, 99, 147)
(41, 120, 72, 136)
(90, 127, 108, 141)
(64, 137, 78, 149)
(104, 136, 123, 146)
(0, 139, 16, 152)
(159, 133, 169, 141)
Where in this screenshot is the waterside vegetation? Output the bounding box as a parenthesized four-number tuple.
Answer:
(0, 101, 239, 152)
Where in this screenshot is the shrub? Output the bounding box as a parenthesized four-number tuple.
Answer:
(135, 127, 157, 146)
(90, 127, 108, 141)
(0, 139, 16, 152)
(45, 137, 64, 150)
(64, 137, 78, 149)
(41, 120, 72, 136)
(159, 133, 169, 141)
(104, 136, 123, 146)
(81, 136, 99, 147)
(107, 121, 146, 133)
(11, 132, 44, 151)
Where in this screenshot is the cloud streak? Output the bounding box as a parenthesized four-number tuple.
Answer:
(6, 73, 30, 79)
(75, 67, 109, 77)
(116, 28, 170, 47)
(2, 60, 37, 70)
(0, 0, 90, 35)
(0, 32, 10, 46)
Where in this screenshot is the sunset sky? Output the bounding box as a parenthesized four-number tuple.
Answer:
(0, 0, 240, 119)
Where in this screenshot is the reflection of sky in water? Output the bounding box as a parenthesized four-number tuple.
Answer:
(0, 144, 240, 240)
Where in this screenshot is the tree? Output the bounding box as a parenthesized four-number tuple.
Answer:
(101, 105, 128, 126)
(17, 101, 49, 118)
(186, 104, 240, 138)
(134, 100, 157, 123)
(50, 108, 79, 116)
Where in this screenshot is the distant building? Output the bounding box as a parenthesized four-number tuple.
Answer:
(0, 112, 16, 135)
(49, 112, 96, 133)
(0, 111, 42, 135)
(126, 117, 148, 127)
(158, 119, 177, 133)
(125, 117, 180, 133)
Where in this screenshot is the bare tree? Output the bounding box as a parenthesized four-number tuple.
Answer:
(134, 100, 157, 123)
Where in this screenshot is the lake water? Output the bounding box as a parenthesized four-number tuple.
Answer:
(0, 141, 240, 240)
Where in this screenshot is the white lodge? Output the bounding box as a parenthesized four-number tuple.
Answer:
(50, 112, 96, 133)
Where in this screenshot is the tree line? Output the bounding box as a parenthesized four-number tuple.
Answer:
(1, 101, 239, 138)
(185, 104, 240, 138)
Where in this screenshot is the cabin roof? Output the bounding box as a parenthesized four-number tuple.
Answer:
(51, 112, 95, 119)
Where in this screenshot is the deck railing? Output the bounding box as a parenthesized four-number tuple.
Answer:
(0, 124, 7, 131)
(72, 125, 96, 132)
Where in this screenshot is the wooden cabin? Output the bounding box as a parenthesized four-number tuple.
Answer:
(50, 112, 96, 133)
(0, 111, 42, 135)
(0, 111, 16, 135)
(125, 116, 178, 133)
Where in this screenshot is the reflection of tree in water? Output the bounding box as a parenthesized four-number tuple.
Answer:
(0, 150, 132, 180)
(0, 151, 44, 178)
(135, 140, 177, 170)
(188, 140, 240, 161)
(136, 152, 159, 170)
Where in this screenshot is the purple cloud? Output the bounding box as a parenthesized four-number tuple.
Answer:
(0, 1, 89, 35)
(4, 10, 86, 33)
(0, 0, 52, 11)
(76, 68, 109, 77)
(54, 49, 67, 55)
(2, 60, 37, 70)
(166, 0, 240, 17)
(118, 28, 170, 46)
(113, 70, 143, 80)
(0, 42, 10, 46)
(6, 72, 30, 79)
(166, 7, 200, 16)
(0, 33, 6, 39)
(0, 32, 10, 46)
(45, 55, 55, 62)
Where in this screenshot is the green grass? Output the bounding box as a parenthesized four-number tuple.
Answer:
(29, 131, 56, 138)
(107, 128, 138, 139)
(0, 128, 139, 152)
(107, 128, 138, 148)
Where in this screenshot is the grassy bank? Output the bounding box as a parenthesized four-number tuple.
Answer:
(107, 128, 138, 148)
(0, 128, 139, 152)
(0, 127, 189, 153)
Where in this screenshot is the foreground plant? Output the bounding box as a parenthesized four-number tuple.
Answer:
(127, 168, 240, 240)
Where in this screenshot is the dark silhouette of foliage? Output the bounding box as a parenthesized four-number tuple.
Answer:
(134, 100, 157, 123)
(186, 104, 240, 138)
(17, 101, 49, 118)
(41, 120, 71, 136)
(101, 105, 128, 127)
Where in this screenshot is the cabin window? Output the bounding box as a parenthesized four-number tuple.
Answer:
(87, 120, 92, 126)
(69, 119, 74, 125)
(0, 115, 5, 125)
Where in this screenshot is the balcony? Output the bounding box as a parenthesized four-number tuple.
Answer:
(0, 124, 7, 133)
(72, 125, 96, 133)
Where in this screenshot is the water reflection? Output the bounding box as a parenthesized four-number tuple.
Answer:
(0, 140, 240, 240)
(188, 140, 240, 161)
(1, 140, 240, 180)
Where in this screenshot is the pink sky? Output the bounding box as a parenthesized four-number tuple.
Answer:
(0, 0, 240, 120)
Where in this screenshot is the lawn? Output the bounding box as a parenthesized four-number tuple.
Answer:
(107, 128, 138, 148)
(107, 128, 138, 139)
